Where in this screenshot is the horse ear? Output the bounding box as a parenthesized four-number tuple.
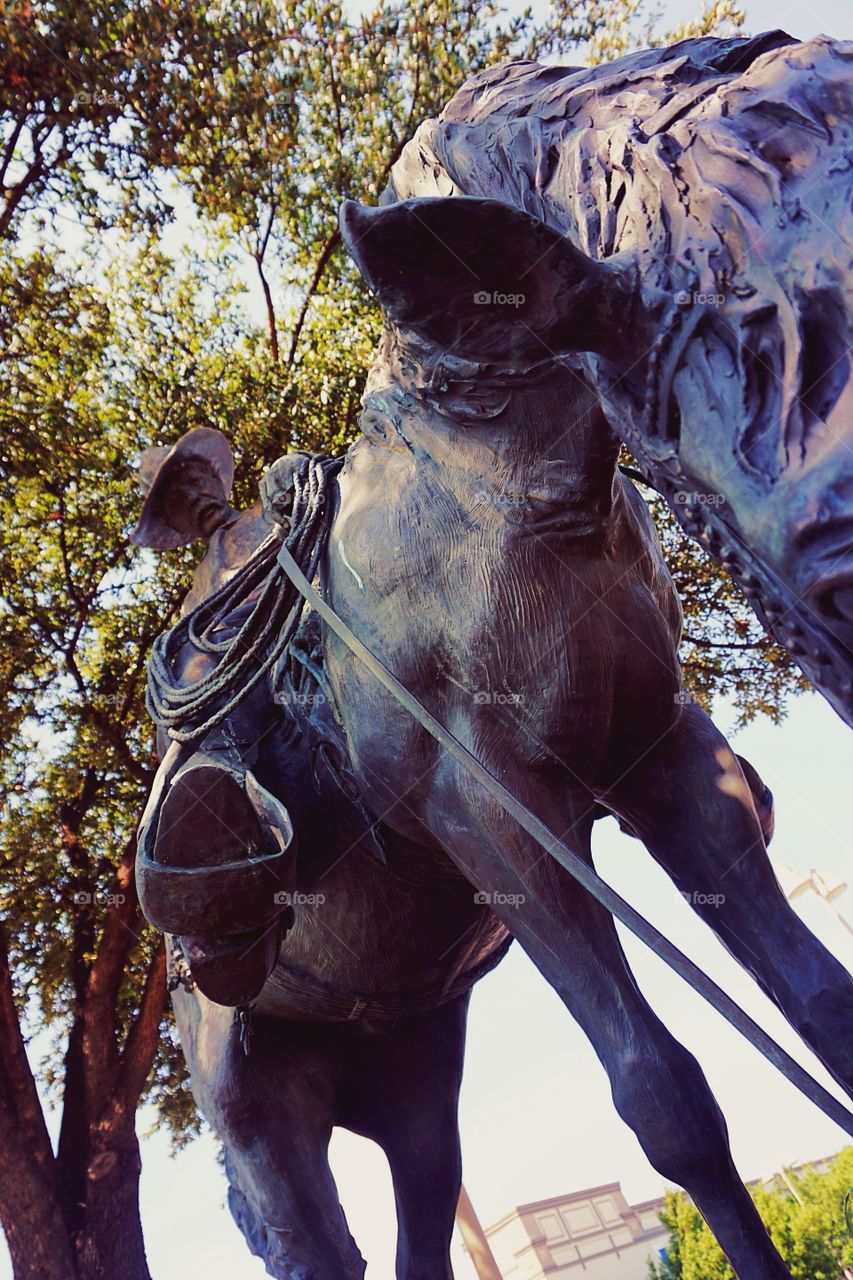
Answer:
(339, 197, 647, 365)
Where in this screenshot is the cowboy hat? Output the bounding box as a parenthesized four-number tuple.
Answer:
(130, 427, 235, 550)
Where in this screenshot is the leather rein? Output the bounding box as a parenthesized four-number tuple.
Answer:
(276, 540, 853, 1139)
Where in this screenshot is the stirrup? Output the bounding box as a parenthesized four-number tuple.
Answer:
(136, 751, 297, 938)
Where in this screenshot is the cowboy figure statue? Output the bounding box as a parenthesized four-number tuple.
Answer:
(132, 428, 306, 1008)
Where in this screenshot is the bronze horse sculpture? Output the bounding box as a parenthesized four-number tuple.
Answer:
(137, 30, 853, 1280)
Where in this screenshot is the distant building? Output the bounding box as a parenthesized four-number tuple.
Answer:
(473, 1155, 844, 1278)
(484, 1181, 668, 1279)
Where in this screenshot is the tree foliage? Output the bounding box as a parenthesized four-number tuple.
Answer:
(637, 485, 810, 726)
(648, 1149, 853, 1280)
(585, 0, 744, 63)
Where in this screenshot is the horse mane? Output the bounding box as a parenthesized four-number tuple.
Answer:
(371, 31, 853, 416)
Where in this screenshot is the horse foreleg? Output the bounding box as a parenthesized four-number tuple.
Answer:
(338, 995, 470, 1280)
(172, 985, 365, 1280)
(604, 701, 853, 1098)
(424, 760, 792, 1280)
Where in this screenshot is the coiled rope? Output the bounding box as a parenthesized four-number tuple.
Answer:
(146, 454, 342, 744)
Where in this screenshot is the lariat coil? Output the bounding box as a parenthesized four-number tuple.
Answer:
(146, 453, 342, 744)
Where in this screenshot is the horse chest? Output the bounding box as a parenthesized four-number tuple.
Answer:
(328, 438, 682, 804)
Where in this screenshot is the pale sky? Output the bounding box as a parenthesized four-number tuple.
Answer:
(4, 1, 852, 1277)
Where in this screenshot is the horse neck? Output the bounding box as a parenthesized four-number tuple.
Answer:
(498, 378, 619, 504)
(394, 373, 622, 534)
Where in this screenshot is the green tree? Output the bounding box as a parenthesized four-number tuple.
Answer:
(586, 0, 745, 63)
(640, 486, 809, 725)
(0, 239, 271, 1278)
(0, 0, 302, 240)
(648, 1149, 853, 1280)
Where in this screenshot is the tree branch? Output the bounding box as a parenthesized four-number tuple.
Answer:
(112, 942, 167, 1117)
(256, 253, 280, 364)
(285, 227, 341, 368)
(682, 632, 765, 651)
(85, 833, 146, 1093)
(0, 116, 26, 192)
(61, 769, 100, 1007)
(254, 202, 281, 363)
(0, 151, 45, 239)
(618, 463, 656, 489)
(284, 64, 425, 371)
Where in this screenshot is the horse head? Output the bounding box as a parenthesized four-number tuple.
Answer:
(340, 35, 853, 725)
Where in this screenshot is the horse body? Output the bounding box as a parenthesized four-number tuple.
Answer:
(314, 31, 853, 1280)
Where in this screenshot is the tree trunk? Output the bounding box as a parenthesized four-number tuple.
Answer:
(0, 924, 80, 1278)
(74, 1126, 151, 1280)
(0, 913, 166, 1280)
(0, 1113, 152, 1280)
(0, 1131, 78, 1280)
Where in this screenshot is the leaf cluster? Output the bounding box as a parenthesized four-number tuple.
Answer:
(648, 1148, 853, 1279)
